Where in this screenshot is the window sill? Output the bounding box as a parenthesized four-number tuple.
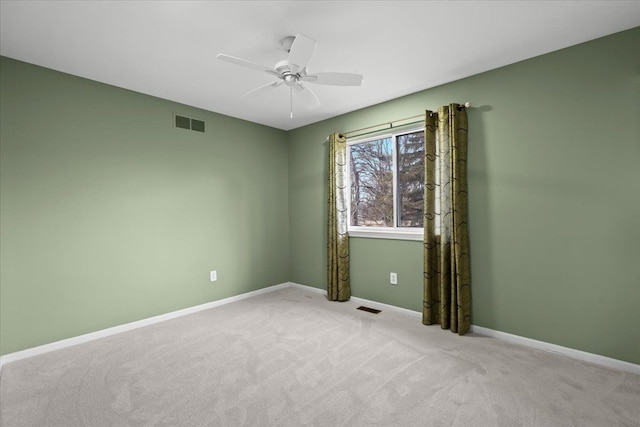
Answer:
(348, 228, 423, 241)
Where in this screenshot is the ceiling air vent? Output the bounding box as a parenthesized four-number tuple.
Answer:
(174, 114, 205, 133)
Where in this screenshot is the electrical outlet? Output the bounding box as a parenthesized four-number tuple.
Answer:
(390, 272, 398, 285)
(210, 270, 217, 282)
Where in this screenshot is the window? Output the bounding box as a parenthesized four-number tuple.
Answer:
(348, 126, 434, 241)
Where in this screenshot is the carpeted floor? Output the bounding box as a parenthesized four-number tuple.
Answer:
(1, 286, 639, 426)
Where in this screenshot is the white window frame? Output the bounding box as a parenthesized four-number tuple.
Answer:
(346, 125, 426, 241)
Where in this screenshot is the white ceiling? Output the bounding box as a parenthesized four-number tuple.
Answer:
(1, 1, 639, 131)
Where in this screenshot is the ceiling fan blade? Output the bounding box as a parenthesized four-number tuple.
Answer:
(288, 34, 316, 73)
(294, 84, 321, 109)
(300, 72, 363, 86)
(217, 54, 281, 78)
(243, 80, 284, 98)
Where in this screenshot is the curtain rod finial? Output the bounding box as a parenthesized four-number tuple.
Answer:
(464, 101, 471, 108)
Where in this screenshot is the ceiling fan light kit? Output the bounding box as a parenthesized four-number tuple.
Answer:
(217, 33, 363, 118)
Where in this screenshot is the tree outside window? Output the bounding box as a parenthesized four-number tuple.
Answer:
(348, 129, 425, 233)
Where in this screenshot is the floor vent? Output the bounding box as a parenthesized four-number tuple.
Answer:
(174, 114, 205, 133)
(356, 306, 381, 314)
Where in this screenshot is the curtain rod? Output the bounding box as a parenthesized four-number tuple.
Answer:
(342, 101, 471, 139)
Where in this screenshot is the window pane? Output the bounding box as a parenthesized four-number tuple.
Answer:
(397, 131, 424, 227)
(349, 138, 393, 227)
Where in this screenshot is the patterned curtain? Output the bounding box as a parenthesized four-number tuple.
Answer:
(327, 133, 350, 301)
(423, 104, 471, 334)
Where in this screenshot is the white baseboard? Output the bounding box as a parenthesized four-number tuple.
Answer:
(288, 282, 327, 295)
(289, 282, 640, 375)
(2, 281, 638, 376)
(470, 325, 640, 375)
(0, 282, 292, 370)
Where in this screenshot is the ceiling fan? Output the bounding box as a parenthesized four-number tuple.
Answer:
(217, 34, 364, 118)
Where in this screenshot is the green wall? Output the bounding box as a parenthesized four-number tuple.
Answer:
(288, 27, 640, 364)
(0, 57, 290, 355)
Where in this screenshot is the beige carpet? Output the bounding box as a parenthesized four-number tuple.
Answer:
(1, 286, 639, 426)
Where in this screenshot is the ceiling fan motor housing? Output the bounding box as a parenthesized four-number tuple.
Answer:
(276, 59, 302, 86)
